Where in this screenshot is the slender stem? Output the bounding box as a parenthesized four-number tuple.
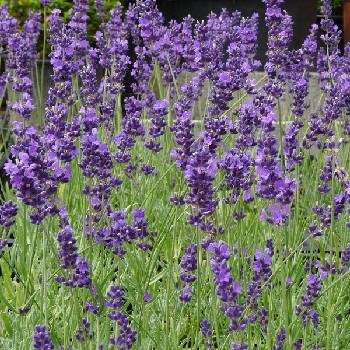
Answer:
(41, 222, 48, 325)
(166, 55, 180, 98)
(195, 227, 201, 348)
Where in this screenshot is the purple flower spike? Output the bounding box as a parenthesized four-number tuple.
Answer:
(33, 325, 54, 350)
(273, 328, 286, 350)
(105, 285, 125, 313)
(231, 343, 248, 350)
(179, 286, 192, 303)
(0, 201, 18, 227)
(105, 286, 137, 349)
(75, 317, 92, 342)
(296, 274, 322, 328)
(179, 244, 197, 302)
(200, 319, 213, 349)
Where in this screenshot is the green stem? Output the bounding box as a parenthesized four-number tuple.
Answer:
(41, 222, 48, 325)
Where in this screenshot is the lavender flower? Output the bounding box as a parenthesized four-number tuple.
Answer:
(220, 148, 254, 204)
(185, 143, 219, 232)
(296, 274, 322, 328)
(7, 12, 40, 121)
(273, 328, 286, 350)
(246, 247, 273, 327)
(95, 0, 105, 21)
(144, 99, 168, 155)
(105, 286, 137, 349)
(75, 317, 92, 342)
(294, 338, 302, 350)
(40, 0, 52, 6)
(5, 122, 69, 224)
(56, 209, 92, 289)
(33, 325, 54, 350)
(179, 244, 197, 303)
(0, 239, 11, 254)
(0, 200, 17, 227)
(84, 299, 101, 315)
(200, 319, 213, 349)
(0, 5, 17, 50)
(97, 208, 152, 258)
(231, 343, 248, 350)
(143, 292, 152, 303)
(205, 241, 243, 331)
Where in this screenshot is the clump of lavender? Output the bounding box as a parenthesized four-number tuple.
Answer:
(179, 243, 197, 303)
(33, 325, 54, 350)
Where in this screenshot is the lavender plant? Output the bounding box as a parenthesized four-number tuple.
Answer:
(1, 0, 350, 349)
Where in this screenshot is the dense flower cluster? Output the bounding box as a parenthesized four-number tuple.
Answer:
(5, 122, 70, 224)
